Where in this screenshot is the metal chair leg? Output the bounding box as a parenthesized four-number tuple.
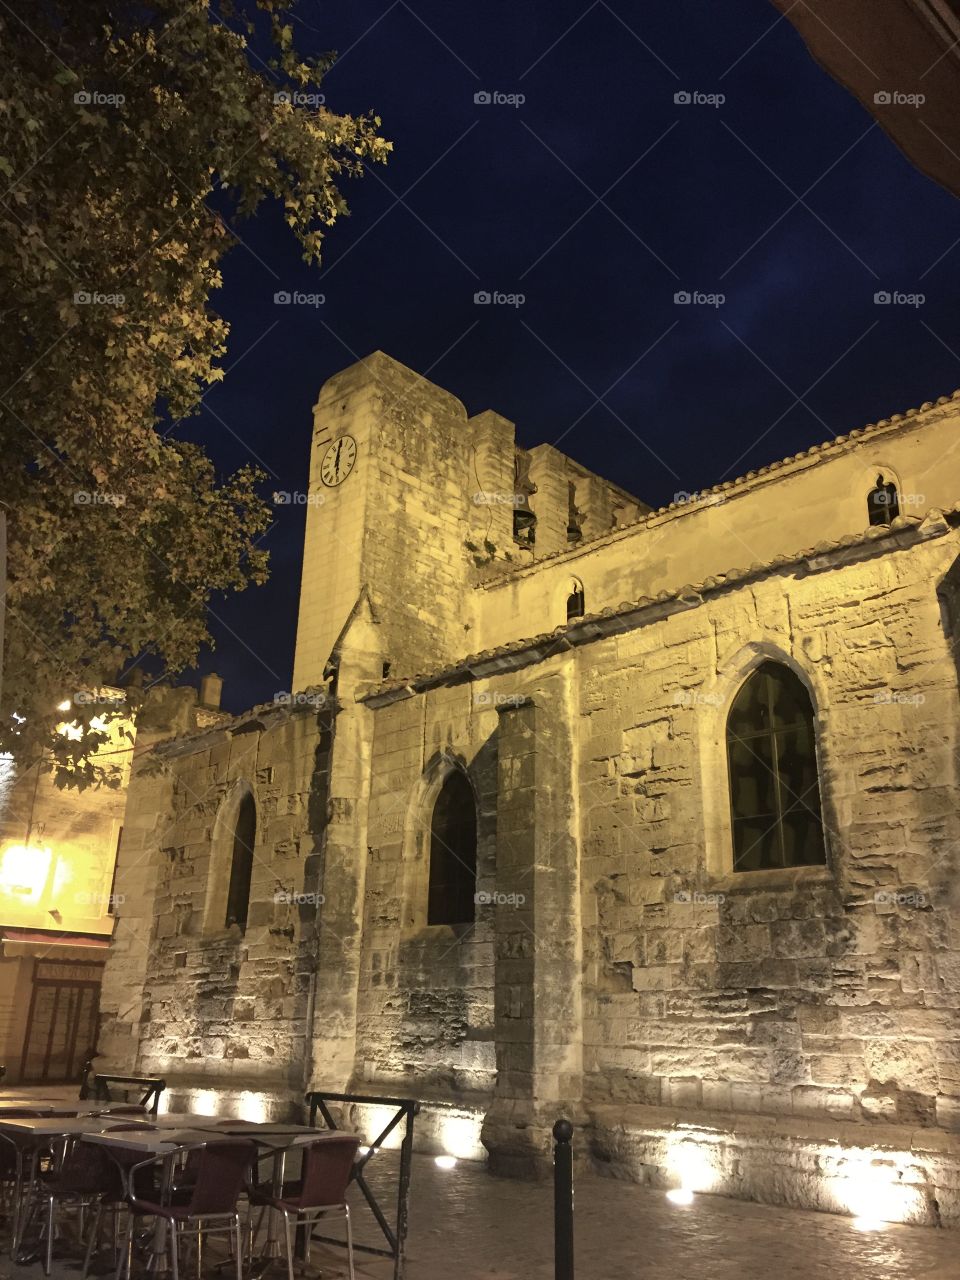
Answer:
(234, 1216, 243, 1280)
(119, 1210, 135, 1280)
(45, 1193, 55, 1275)
(282, 1212, 295, 1280)
(344, 1204, 355, 1280)
(170, 1221, 180, 1280)
(302, 1210, 312, 1267)
(82, 1202, 103, 1279)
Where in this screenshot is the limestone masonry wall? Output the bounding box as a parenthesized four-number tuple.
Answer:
(100, 705, 331, 1093)
(579, 532, 960, 1132)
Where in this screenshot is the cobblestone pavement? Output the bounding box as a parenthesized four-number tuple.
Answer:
(11, 1152, 958, 1280)
(390, 1156, 958, 1280)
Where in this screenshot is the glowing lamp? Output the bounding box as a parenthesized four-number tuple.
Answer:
(0, 844, 53, 902)
(434, 1155, 457, 1170)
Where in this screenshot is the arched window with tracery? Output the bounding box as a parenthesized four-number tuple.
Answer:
(427, 770, 477, 925)
(224, 791, 256, 929)
(727, 662, 826, 872)
(867, 473, 900, 526)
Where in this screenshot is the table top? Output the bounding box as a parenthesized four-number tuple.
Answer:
(0, 1101, 148, 1119)
(150, 1112, 246, 1127)
(202, 1122, 322, 1135)
(0, 1115, 152, 1137)
(81, 1127, 328, 1155)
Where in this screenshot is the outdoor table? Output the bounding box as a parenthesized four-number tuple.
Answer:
(0, 1114, 144, 1257)
(0, 1100, 146, 1118)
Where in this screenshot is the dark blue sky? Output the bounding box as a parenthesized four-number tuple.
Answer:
(188, 0, 960, 711)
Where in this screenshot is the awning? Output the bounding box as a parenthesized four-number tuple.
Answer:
(0, 928, 111, 961)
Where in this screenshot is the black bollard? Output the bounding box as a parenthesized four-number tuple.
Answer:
(553, 1118, 574, 1280)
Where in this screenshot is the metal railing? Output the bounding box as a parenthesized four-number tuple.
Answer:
(80, 1068, 166, 1115)
(305, 1089, 419, 1280)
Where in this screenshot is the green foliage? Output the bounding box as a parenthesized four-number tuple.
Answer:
(0, 1, 390, 785)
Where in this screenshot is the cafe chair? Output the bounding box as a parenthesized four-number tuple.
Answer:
(2, 1115, 61, 1259)
(121, 1140, 255, 1280)
(27, 1138, 124, 1275)
(248, 1135, 360, 1280)
(0, 1113, 46, 1248)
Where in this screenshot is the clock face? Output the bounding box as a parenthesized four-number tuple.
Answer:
(320, 435, 357, 487)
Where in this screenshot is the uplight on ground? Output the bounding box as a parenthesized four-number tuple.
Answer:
(666, 1188, 695, 1206)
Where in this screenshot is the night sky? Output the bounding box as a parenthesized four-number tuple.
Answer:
(187, 0, 960, 712)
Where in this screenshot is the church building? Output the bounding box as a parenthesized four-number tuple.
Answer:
(98, 351, 960, 1225)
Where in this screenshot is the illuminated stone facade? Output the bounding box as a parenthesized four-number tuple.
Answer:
(100, 354, 960, 1224)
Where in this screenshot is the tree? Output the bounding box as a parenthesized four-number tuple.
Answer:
(0, 0, 390, 786)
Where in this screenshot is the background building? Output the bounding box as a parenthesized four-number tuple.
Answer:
(0, 677, 227, 1084)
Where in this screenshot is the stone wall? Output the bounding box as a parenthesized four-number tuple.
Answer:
(356, 684, 499, 1099)
(578, 529, 960, 1135)
(474, 395, 960, 652)
(99, 701, 331, 1095)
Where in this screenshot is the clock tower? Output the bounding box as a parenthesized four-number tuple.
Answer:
(291, 351, 501, 693)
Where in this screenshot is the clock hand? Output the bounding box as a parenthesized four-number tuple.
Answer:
(335, 440, 343, 475)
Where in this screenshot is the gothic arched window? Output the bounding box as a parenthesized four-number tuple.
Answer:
(566, 578, 585, 621)
(867, 473, 900, 526)
(225, 792, 256, 929)
(427, 771, 477, 925)
(727, 662, 826, 872)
